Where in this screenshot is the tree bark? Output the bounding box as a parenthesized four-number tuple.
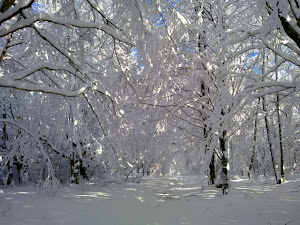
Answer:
(248, 110, 258, 178)
(261, 48, 278, 183)
(70, 142, 80, 184)
(262, 97, 278, 183)
(209, 152, 215, 185)
(6, 160, 13, 186)
(275, 54, 284, 183)
(276, 93, 284, 183)
(74, 157, 80, 184)
(219, 130, 228, 194)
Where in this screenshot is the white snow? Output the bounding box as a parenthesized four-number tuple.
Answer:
(1, 175, 300, 225)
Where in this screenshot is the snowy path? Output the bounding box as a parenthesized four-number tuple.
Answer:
(0, 176, 300, 225)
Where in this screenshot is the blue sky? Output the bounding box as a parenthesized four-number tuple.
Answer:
(32, 2, 48, 14)
(244, 51, 263, 74)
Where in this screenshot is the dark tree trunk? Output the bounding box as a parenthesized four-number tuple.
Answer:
(70, 142, 80, 184)
(70, 157, 80, 184)
(261, 49, 278, 183)
(275, 55, 284, 183)
(14, 156, 23, 184)
(219, 130, 228, 194)
(276, 94, 284, 183)
(2, 112, 7, 144)
(70, 157, 74, 183)
(6, 160, 13, 186)
(79, 159, 89, 180)
(73, 157, 80, 184)
(204, 124, 215, 185)
(248, 110, 258, 178)
(209, 152, 215, 185)
(294, 151, 297, 170)
(262, 97, 278, 183)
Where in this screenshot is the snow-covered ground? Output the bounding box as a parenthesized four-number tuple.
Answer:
(1, 175, 300, 225)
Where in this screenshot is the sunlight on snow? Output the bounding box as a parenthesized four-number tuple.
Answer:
(23, 205, 34, 208)
(7, 191, 37, 195)
(75, 191, 111, 198)
(169, 187, 201, 191)
(137, 196, 144, 202)
(126, 188, 137, 191)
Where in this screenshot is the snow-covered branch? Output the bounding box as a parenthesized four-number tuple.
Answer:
(0, 78, 87, 96)
(0, 13, 134, 45)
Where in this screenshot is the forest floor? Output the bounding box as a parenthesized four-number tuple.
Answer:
(0, 175, 300, 225)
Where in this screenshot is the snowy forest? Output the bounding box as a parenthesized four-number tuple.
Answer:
(1, 0, 300, 189)
(1, 0, 300, 224)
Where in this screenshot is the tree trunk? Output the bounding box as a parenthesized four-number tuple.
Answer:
(219, 130, 228, 194)
(204, 123, 215, 185)
(74, 157, 80, 184)
(70, 157, 74, 183)
(79, 159, 89, 180)
(276, 93, 284, 183)
(2, 107, 11, 186)
(6, 160, 13, 186)
(262, 97, 278, 183)
(261, 48, 278, 183)
(248, 110, 258, 178)
(204, 125, 215, 185)
(71, 153, 80, 184)
(200, 79, 215, 185)
(70, 141, 80, 184)
(294, 151, 297, 170)
(70, 157, 80, 184)
(275, 54, 284, 183)
(209, 152, 215, 185)
(2, 107, 8, 145)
